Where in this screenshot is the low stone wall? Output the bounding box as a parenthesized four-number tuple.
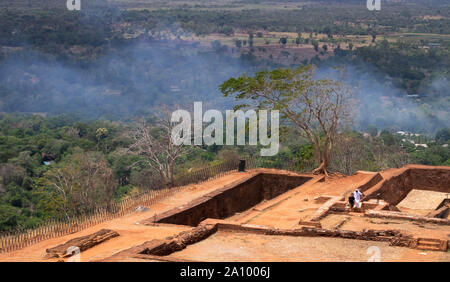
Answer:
(365, 210, 450, 225)
(45, 229, 119, 258)
(310, 196, 343, 221)
(142, 221, 423, 257)
(214, 220, 447, 252)
(134, 221, 416, 259)
(140, 224, 218, 256)
(149, 173, 312, 226)
(100, 223, 218, 261)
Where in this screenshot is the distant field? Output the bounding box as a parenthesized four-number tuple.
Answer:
(109, 0, 450, 62)
(146, 30, 401, 64)
(138, 27, 449, 65)
(113, 0, 310, 11)
(387, 33, 450, 43)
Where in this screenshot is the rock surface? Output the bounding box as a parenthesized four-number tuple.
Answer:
(45, 229, 119, 258)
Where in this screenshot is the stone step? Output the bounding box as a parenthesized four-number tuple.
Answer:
(418, 238, 442, 244)
(418, 242, 441, 248)
(415, 238, 448, 251)
(416, 245, 441, 251)
(348, 212, 365, 216)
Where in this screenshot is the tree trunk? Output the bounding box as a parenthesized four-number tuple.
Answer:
(312, 160, 329, 176)
(169, 161, 175, 187)
(312, 138, 331, 176)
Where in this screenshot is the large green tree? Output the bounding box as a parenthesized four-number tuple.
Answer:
(220, 65, 352, 175)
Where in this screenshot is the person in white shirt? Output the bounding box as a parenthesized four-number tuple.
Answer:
(353, 189, 363, 209)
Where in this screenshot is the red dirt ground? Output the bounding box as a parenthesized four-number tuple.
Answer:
(0, 165, 448, 262)
(167, 230, 450, 262)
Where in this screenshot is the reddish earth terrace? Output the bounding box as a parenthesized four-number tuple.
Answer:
(0, 165, 449, 262)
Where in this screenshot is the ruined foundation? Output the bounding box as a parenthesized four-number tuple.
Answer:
(149, 173, 312, 226)
(364, 167, 450, 205)
(3, 165, 450, 262)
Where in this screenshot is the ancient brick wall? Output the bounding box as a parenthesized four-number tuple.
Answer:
(155, 173, 312, 226)
(408, 168, 450, 192)
(365, 168, 450, 205)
